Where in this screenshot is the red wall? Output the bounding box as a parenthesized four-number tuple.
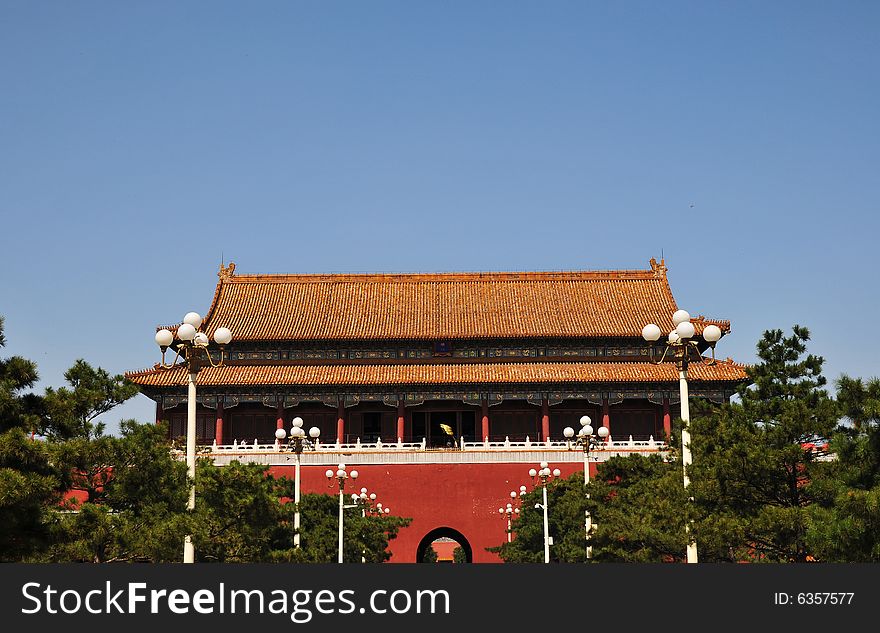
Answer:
(268, 461, 597, 563)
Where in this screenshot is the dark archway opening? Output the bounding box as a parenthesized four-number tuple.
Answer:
(416, 527, 473, 563)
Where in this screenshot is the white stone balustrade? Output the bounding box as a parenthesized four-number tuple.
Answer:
(204, 437, 663, 453)
(193, 435, 665, 464)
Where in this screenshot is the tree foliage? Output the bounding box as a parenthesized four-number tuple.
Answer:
(192, 460, 295, 562)
(280, 490, 411, 563)
(805, 376, 880, 561)
(42, 360, 139, 439)
(1, 316, 183, 562)
(492, 455, 689, 563)
(689, 326, 839, 562)
(490, 473, 595, 563)
(42, 421, 189, 562)
(0, 317, 59, 560)
(193, 460, 411, 563)
(421, 543, 438, 563)
(452, 545, 467, 563)
(0, 317, 42, 436)
(0, 428, 60, 560)
(835, 375, 880, 431)
(587, 454, 689, 562)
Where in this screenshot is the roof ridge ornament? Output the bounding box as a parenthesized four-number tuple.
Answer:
(218, 262, 236, 281)
(649, 257, 667, 277)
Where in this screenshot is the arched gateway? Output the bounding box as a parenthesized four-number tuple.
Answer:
(416, 527, 473, 563)
(127, 259, 748, 562)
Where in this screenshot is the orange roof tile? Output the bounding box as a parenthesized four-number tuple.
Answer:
(173, 259, 731, 342)
(127, 359, 748, 388)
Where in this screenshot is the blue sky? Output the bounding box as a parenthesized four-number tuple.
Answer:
(1, 1, 878, 433)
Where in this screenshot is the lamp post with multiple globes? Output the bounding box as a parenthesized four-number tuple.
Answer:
(154, 312, 232, 564)
(351, 488, 391, 519)
(275, 417, 321, 549)
(563, 415, 609, 558)
(529, 462, 561, 563)
(498, 486, 526, 543)
(326, 464, 359, 563)
(641, 309, 722, 564)
(349, 487, 391, 562)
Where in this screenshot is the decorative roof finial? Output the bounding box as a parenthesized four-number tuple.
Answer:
(649, 257, 667, 277)
(219, 262, 236, 280)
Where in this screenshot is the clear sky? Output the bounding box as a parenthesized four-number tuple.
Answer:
(1, 1, 878, 434)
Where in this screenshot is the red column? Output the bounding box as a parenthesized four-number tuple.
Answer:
(662, 397, 671, 440)
(602, 398, 611, 437)
(156, 402, 164, 426)
(481, 399, 490, 442)
(397, 400, 406, 441)
(215, 402, 224, 445)
(541, 398, 550, 442)
(276, 404, 285, 430)
(337, 403, 345, 443)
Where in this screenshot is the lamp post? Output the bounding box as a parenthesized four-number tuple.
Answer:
(498, 487, 525, 543)
(349, 487, 391, 563)
(351, 488, 391, 519)
(275, 417, 321, 549)
(563, 415, 609, 558)
(326, 463, 359, 563)
(641, 310, 723, 564)
(155, 312, 232, 564)
(529, 462, 561, 563)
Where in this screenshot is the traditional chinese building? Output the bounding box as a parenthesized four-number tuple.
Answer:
(126, 259, 748, 562)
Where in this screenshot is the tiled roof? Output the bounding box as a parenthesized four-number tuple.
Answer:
(171, 259, 731, 342)
(127, 359, 748, 388)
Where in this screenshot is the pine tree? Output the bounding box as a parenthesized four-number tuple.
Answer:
(690, 325, 839, 562)
(421, 545, 439, 563)
(0, 316, 59, 560)
(42, 359, 139, 439)
(835, 375, 880, 431)
(806, 375, 880, 561)
(586, 454, 689, 562)
(44, 421, 189, 562)
(452, 546, 467, 563)
(489, 456, 690, 563)
(0, 316, 43, 436)
(192, 460, 410, 563)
